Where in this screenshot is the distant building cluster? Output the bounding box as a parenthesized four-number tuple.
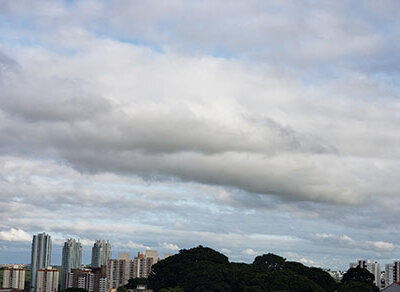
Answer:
(349, 259, 400, 290)
(2, 232, 173, 292)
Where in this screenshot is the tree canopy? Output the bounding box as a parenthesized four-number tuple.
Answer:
(147, 246, 337, 292)
(339, 267, 379, 292)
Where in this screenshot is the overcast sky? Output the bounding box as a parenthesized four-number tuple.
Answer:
(1, 0, 400, 270)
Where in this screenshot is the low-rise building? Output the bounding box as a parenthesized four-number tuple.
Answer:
(66, 267, 107, 292)
(36, 267, 59, 292)
(2, 266, 25, 290)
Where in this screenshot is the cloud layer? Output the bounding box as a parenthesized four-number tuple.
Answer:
(1, 0, 400, 269)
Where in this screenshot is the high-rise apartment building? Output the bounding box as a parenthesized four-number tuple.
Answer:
(106, 259, 130, 289)
(30, 233, 52, 292)
(36, 267, 59, 292)
(2, 265, 25, 290)
(131, 252, 154, 279)
(91, 240, 111, 268)
(61, 238, 82, 289)
(366, 261, 381, 289)
(385, 263, 394, 288)
(384, 261, 400, 288)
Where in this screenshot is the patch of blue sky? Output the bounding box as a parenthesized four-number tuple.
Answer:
(299, 72, 339, 87)
(115, 37, 164, 54)
(0, 35, 79, 57)
(0, 36, 41, 48)
(91, 28, 164, 54)
(211, 46, 240, 60)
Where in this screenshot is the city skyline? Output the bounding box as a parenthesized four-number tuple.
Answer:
(1, 0, 400, 271)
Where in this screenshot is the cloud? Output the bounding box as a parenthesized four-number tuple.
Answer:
(221, 248, 231, 254)
(0, 228, 31, 242)
(115, 241, 151, 251)
(161, 242, 179, 251)
(242, 248, 258, 256)
(1, 0, 400, 269)
(1, 44, 399, 205)
(314, 233, 395, 253)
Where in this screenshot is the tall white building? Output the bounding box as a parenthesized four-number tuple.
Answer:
(385, 262, 400, 288)
(61, 238, 82, 290)
(91, 240, 111, 268)
(31, 233, 52, 292)
(385, 264, 394, 288)
(366, 261, 381, 289)
(2, 265, 25, 290)
(36, 267, 59, 292)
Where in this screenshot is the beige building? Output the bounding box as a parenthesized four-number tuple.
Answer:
(2, 266, 25, 290)
(107, 259, 130, 289)
(106, 251, 159, 289)
(130, 252, 154, 279)
(143, 251, 158, 264)
(36, 267, 59, 292)
(118, 253, 130, 261)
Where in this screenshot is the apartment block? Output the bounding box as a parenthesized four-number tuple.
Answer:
(2, 266, 25, 290)
(66, 267, 107, 292)
(36, 267, 59, 292)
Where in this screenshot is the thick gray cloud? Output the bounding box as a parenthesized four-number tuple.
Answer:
(1, 0, 400, 269)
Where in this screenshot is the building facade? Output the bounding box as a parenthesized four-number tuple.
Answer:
(106, 259, 130, 289)
(106, 251, 159, 289)
(61, 239, 82, 290)
(91, 240, 111, 268)
(118, 253, 130, 261)
(131, 252, 154, 279)
(66, 267, 107, 292)
(30, 233, 52, 292)
(384, 261, 400, 288)
(2, 266, 25, 290)
(36, 267, 58, 292)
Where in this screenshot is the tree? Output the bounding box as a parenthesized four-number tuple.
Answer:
(125, 277, 147, 289)
(253, 253, 286, 270)
(341, 267, 375, 285)
(339, 267, 379, 292)
(284, 261, 337, 292)
(148, 246, 332, 292)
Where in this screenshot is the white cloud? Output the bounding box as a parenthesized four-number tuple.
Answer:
(314, 233, 396, 252)
(1, 0, 400, 269)
(242, 248, 258, 256)
(0, 228, 31, 242)
(161, 242, 180, 251)
(114, 241, 151, 251)
(221, 248, 231, 254)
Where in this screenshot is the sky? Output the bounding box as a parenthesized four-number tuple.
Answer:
(1, 0, 400, 270)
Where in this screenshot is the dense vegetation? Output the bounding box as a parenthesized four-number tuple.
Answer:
(143, 246, 379, 292)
